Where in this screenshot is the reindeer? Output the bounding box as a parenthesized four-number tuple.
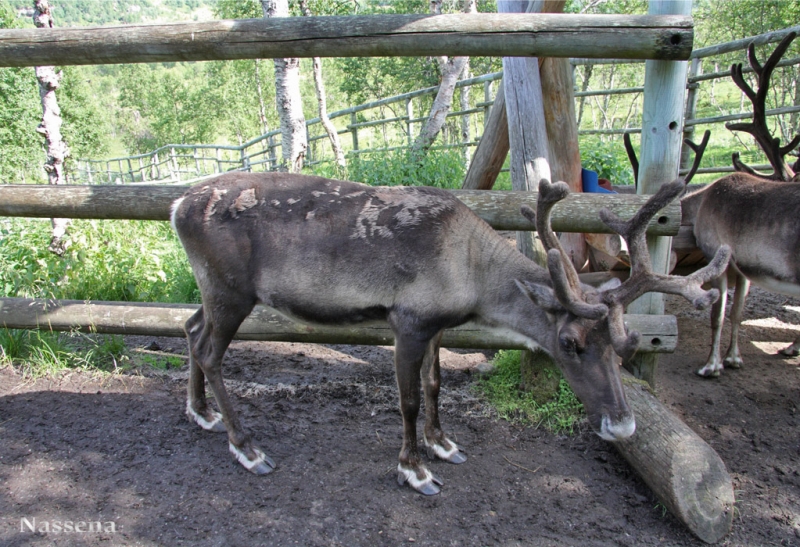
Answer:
(170, 171, 728, 495)
(679, 32, 800, 377)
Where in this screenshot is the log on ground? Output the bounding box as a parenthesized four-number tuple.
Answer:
(613, 372, 734, 544)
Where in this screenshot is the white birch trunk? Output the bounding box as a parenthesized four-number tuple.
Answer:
(299, 0, 345, 168)
(33, 0, 70, 255)
(411, 0, 474, 156)
(262, 0, 306, 173)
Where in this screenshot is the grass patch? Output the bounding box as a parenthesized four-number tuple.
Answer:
(0, 328, 129, 378)
(476, 349, 584, 435)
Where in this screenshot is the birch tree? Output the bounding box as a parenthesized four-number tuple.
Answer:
(33, 0, 70, 254)
(261, 0, 306, 173)
(299, 0, 345, 168)
(410, 0, 475, 157)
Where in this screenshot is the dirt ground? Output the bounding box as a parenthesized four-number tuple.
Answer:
(1, 286, 799, 547)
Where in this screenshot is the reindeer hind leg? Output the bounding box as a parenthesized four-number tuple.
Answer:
(722, 273, 749, 369)
(188, 294, 275, 475)
(185, 307, 226, 432)
(698, 273, 728, 377)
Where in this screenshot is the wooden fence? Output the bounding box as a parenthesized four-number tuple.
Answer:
(69, 25, 799, 185)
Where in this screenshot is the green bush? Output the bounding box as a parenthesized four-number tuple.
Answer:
(0, 217, 198, 303)
(581, 138, 635, 186)
(342, 148, 467, 189)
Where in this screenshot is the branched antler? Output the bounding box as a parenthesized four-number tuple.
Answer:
(726, 31, 798, 181)
(520, 179, 608, 320)
(682, 130, 711, 184)
(597, 180, 731, 358)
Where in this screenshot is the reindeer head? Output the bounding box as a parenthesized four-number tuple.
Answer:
(517, 178, 731, 440)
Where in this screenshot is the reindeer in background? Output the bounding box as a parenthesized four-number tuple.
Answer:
(679, 32, 800, 377)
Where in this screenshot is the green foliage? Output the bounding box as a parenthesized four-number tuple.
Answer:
(343, 148, 466, 189)
(477, 350, 585, 435)
(59, 66, 111, 160)
(0, 1, 41, 183)
(117, 63, 217, 152)
(0, 329, 128, 377)
(0, 218, 198, 303)
(580, 138, 635, 186)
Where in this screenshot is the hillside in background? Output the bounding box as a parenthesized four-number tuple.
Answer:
(11, 0, 217, 26)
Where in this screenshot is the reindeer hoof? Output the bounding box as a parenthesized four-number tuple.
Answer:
(187, 402, 227, 432)
(696, 364, 721, 378)
(397, 464, 443, 496)
(424, 437, 467, 464)
(229, 442, 276, 475)
(778, 344, 800, 357)
(723, 356, 743, 369)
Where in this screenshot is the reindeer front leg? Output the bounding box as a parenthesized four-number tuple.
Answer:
(421, 331, 466, 465)
(394, 333, 443, 495)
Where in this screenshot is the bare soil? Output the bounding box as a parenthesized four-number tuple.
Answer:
(1, 286, 799, 547)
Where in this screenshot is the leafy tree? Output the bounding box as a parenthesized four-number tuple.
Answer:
(116, 64, 216, 152)
(0, 1, 41, 182)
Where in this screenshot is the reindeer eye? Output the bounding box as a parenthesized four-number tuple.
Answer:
(559, 336, 579, 356)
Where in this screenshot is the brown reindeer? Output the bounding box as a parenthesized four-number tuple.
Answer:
(170, 172, 728, 495)
(680, 32, 800, 377)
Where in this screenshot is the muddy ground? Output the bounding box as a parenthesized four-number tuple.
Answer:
(1, 286, 799, 547)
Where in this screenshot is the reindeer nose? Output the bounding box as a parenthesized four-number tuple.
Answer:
(598, 414, 636, 441)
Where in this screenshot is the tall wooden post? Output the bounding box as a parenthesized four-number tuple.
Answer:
(625, 0, 692, 386)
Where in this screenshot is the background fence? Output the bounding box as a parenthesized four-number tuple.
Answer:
(71, 25, 800, 186)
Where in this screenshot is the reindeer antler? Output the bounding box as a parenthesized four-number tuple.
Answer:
(520, 180, 609, 320)
(727, 31, 798, 181)
(597, 180, 731, 358)
(623, 132, 639, 189)
(683, 130, 711, 184)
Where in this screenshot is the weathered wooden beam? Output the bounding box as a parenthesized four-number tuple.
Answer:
(613, 371, 734, 544)
(0, 14, 692, 68)
(0, 184, 681, 235)
(0, 298, 677, 354)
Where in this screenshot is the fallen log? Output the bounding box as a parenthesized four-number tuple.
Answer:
(0, 184, 681, 235)
(0, 298, 676, 354)
(614, 372, 734, 544)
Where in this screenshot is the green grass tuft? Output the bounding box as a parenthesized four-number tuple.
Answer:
(0, 329, 130, 378)
(476, 349, 585, 435)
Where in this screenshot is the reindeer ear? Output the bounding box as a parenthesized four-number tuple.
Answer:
(515, 279, 562, 314)
(597, 277, 622, 292)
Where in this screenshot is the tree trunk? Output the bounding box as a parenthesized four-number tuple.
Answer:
(262, 0, 306, 173)
(498, 0, 555, 401)
(460, 61, 472, 166)
(253, 59, 270, 136)
(461, 78, 509, 190)
(299, 0, 345, 169)
(410, 0, 474, 157)
(536, 0, 588, 272)
(33, 0, 70, 255)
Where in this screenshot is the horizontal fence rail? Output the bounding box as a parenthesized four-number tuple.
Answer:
(0, 184, 682, 235)
(0, 14, 692, 67)
(0, 298, 677, 353)
(69, 25, 800, 185)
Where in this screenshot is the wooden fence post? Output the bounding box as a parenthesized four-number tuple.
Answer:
(624, 0, 692, 387)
